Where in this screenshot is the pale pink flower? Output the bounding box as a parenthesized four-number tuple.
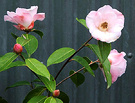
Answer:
(4, 6, 45, 30)
(86, 5, 124, 43)
(101, 49, 127, 83)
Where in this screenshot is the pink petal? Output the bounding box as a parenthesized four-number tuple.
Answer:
(33, 13, 45, 21)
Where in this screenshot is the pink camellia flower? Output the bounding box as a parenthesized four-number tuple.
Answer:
(4, 6, 45, 30)
(101, 49, 127, 83)
(86, 5, 124, 43)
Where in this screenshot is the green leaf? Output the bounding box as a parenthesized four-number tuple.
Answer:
(0, 97, 8, 103)
(25, 58, 50, 80)
(55, 98, 63, 103)
(72, 56, 95, 76)
(44, 97, 56, 103)
(23, 34, 38, 57)
(6, 81, 30, 90)
(5, 61, 25, 71)
(39, 75, 56, 92)
(23, 86, 46, 103)
(47, 47, 76, 67)
(58, 91, 69, 103)
(76, 18, 88, 29)
(32, 29, 44, 39)
(102, 59, 112, 89)
(0, 52, 18, 72)
(16, 37, 30, 46)
(32, 78, 41, 83)
(21, 52, 29, 59)
(98, 41, 111, 62)
(11, 33, 18, 39)
(69, 70, 85, 87)
(28, 96, 47, 103)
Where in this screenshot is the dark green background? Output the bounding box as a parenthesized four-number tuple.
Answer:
(0, 0, 134, 103)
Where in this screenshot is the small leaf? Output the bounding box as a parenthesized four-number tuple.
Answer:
(44, 97, 56, 103)
(32, 78, 41, 83)
(25, 58, 50, 80)
(23, 86, 46, 103)
(16, 37, 30, 46)
(76, 18, 88, 29)
(72, 56, 95, 76)
(0, 97, 8, 103)
(6, 81, 30, 90)
(69, 70, 85, 87)
(0, 52, 18, 72)
(5, 61, 25, 71)
(28, 96, 47, 103)
(39, 75, 56, 92)
(23, 34, 38, 57)
(98, 41, 111, 62)
(47, 47, 76, 67)
(11, 33, 18, 39)
(32, 29, 44, 39)
(58, 91, 69, 103)
(55, 98, 63, 103)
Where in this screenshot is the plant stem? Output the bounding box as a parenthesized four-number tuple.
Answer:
(55, 36, 93, 80)
(56, 59, 99, 87)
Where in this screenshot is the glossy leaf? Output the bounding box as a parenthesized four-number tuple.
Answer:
(55, 98, 63, 103)
(0, 52, 18, 72)
(11, 33, 18, 39)
(44, 97, 56, 103)
(25, 58, 50, 80)
(58, 91, 69, 103)
(72, 56, 95, 76)
(5, 61, 25, 71)
(39, 75, 56, 92)
(0, 97, 8, 103)
(6, 81, 30, 90)
(76, 18, 88, 29)
(16, 37, 30, 46)
(98, 41, 111, 62)
(23, 86, 46, 103)
(69, 70, 85, 87)
(23, 34, 38, 57)
(47, 47, 75, 67)
(28, 96, 47, 103)
(32, 29, 44, 39)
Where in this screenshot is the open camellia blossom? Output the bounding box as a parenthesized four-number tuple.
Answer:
(86, 5, 124, 43)
(101, 49, 127, 83)
(4, 6, 45, 30)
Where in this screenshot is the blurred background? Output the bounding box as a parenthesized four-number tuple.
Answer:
(0, 0, 134, 103)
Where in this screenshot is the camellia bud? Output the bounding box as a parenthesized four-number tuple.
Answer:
(13, 44, 23, 54)
(53, 89, 60, 97)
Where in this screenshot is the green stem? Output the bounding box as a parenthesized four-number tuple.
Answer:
(55, 36, 93, 80)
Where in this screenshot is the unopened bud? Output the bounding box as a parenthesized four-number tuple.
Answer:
(13, 44, 23, 54)
(53, 89, 60, 97)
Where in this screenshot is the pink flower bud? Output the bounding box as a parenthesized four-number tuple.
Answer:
(13, 44, 23, 54)
(53, 89, 60, 97)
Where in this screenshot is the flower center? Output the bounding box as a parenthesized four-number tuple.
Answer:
(98, 22, 108, 32)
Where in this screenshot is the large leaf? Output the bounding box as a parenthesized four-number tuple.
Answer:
(5, 61, 25, 71)
(23, 86, 46, 103)
(28, 96, 47, 103)
(76, 18, 88, 29)
(72, 56, 95, 76)
(0, 97, 8, 103)
(25, 58, 50, 80)
(98, 41, 111, 62)
(0, 52, 18, 72)
(69, 70, 85, 87)
(32, 29, 44, 39)
(44, 97, 56, 103)
(58, 91, 69, 103)
(16, 37, 30, 46)
(23, 34, 38, 57)
(47, 47, 76, 67)
(6, 81, 30, 90)
(39, 75, 56, 92)
(55, 98, 63, 103)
